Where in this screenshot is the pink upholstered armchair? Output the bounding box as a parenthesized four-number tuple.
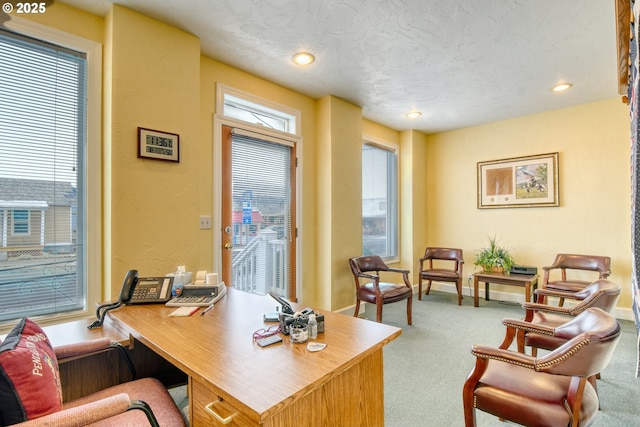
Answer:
(0, 319, 185, 427)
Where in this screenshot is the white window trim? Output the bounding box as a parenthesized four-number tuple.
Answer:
(3, 17, 103, 326)
(362, 134, 400, 263)
(216, 83, 302, 137)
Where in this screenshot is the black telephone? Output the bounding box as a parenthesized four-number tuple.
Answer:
(88, 270, 174, 329)
(118, 270, 173, 304)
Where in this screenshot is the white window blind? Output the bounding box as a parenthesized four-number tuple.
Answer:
(230, 132, 293, 297)
(0, 28, 87, 323)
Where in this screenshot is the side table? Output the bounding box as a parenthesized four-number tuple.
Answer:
(473, 271, 538, 307)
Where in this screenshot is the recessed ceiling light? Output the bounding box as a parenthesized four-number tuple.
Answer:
(552, 83, 573, 92)
(406, 111, 422, 119)
(292, 52, 315, 66)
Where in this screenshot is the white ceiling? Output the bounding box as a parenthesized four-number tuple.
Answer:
(58, 0, 619, 134)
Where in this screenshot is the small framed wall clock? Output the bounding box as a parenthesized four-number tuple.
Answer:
(138, 127, 180, 162)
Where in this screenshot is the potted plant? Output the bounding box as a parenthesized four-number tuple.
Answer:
(474, 235, 514, 273)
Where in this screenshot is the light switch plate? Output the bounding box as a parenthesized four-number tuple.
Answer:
(199, 216, 212, 229)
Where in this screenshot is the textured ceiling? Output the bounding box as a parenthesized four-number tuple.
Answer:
(58, 0, 619, 133)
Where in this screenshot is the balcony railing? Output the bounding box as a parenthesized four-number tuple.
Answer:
(231, 229, 288, 297)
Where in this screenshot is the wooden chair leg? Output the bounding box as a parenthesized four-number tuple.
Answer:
(353, 299, 361, 318)
(425, 280, 433, 295)
(418, 276, 423, 300)
(406, 295, 412, 325)
(588, 375, 600, 409)
(456, 279, 462, 305)
(376, 301, 383, 323)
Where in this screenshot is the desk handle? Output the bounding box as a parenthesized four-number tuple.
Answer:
(205, 400, 236, 425)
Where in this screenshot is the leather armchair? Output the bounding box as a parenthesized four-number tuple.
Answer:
(418, 247, 464, 305)
(349, 255, 412, 324)
(501, 279, 621, 355)
(15, 337, 186, 426)
(540, 254, 611, 306)
(463, 307, 622, 427)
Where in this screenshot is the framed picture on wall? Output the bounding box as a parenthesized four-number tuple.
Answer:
(477, 152, 558, 209)
(138, 127, 180, 162)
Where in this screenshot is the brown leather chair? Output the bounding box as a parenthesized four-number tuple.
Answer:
(463, 307, 622, 427)
(15, 337, 186, 426)
(501, 279, 621, 355)
(418, 247, 464, 305)
(349, 255, 412, 324)
(540, 254, 611, 306)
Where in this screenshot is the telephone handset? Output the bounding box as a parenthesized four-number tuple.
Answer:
(268, 291, 295, 315)
(88, 270, 174, 329)
(119, 269, 138, 303)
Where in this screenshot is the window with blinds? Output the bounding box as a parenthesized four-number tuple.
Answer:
(362, 141, 398, 259)
(229, 131, 294, 296)
(0, 29, 88, 323)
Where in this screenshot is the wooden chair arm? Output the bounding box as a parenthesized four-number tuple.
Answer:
(356, 272, 379, 281)
(387, 267, 410, 274)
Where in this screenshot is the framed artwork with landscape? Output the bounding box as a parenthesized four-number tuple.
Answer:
(477, 152, 558, 209)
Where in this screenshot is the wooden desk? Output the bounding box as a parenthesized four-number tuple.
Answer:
(106, 288, 402, 426)
(473, 272, 538, 307)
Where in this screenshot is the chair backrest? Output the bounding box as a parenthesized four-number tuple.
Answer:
(423, 247, 463, 262)
(349, 255, 389, 275)
(547, 254, 611, 277)
(569, 279, 621, 314)
(537, 307, 621, 378)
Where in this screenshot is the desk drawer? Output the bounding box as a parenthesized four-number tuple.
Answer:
(191, 378, 255, 427)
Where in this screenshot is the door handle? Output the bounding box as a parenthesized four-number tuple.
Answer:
(224, 243, 233, 250)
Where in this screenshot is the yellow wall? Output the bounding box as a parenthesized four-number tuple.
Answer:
(21, 3, 634, 316)
(104, 6, 202, 294)
(425, 98, 632, 308)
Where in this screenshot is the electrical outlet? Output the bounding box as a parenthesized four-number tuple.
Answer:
(199, 215, 212, 229)
(467, 273, 473, 280)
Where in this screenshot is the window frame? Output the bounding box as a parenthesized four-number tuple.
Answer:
(361, 136, 399, 262)
(0, 17, 102, 331)
(216, 83, 301, 137)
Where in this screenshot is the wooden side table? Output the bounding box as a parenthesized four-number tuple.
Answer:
(473, 271, 538, 307)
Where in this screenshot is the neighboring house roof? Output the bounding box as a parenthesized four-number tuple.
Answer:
(0, 178, 76, 207)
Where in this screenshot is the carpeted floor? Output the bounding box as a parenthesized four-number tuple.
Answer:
(370, 290, 640, 426)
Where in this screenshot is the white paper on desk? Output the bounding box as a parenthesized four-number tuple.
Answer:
(169, 306, 199, 317)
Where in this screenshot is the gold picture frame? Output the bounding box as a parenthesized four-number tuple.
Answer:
(477, 152, 558, 209)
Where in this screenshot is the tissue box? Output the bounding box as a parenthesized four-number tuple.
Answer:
(167, 272, 192, 296)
